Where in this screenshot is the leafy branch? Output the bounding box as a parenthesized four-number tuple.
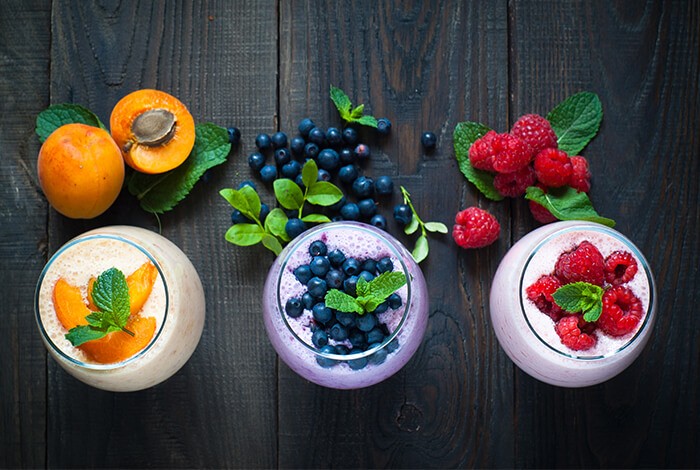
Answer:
(400, 186, 448, 263)
(330, 85, 379, 128)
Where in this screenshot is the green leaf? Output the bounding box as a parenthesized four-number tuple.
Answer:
(424, 221, 448, 234)
(36, 104, 106, 142)
(274, 179, 304, 210)
(306, 181, 344, 206)
(301, 159, 318, 190)
(356, 276, 370, 298)
(582, 302, 603, 323)
(350, 104, 365, 119)
(453, 122, 503, 201)
(547, 92, 603, 155)
(264, 208, 290, 242)
(302, 213, 331, 223)
(525, 186, 615, 227)
(129, 123, 231, 214)
(91, 268, 130, 325)
(65, 325, 109, 347)
(325, 289, 363, 314)
(368, 271, 407, 302)
(239, 185, 262, 220)
(412, 235, 429, 263)
(225, 223, 265, 246)
(358, 296, 383, 313)
(261, 234, 283, 256)
(330, 85, 352, 117)
(355, 115, 378, 128)
(404, 216, 420, 235)
(552, 282, 604, 322)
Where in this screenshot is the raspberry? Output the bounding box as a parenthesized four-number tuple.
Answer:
(554, 240, 605, 286)
(528, 200, 557, 224)
(598, 286, 643, 336)
(510, 114, 558, 154)
(493, 165, 536, 198)
(491, 133, 534, 173)
(569, 155, 591, 192)
(468, 130, 498, 172)
(526, 274, 564, 321)
(555, 315, 597, 351)
(534, 148, 572, 188)
(604, 250, 639, 285)
(452, 207, 500, 249)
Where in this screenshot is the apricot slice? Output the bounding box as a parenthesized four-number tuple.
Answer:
(87, 262, 157, 314)
(53, 278, 91, 330)
(37, 123, 125, 219)
(110, 89, 196, 174)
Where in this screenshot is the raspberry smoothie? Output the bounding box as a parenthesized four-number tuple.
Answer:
(262, 222, 429, 389)
(490, 221, 656, 387)
(35, 226, 205, 391)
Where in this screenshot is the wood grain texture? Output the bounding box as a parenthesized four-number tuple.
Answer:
(0, 1, 51, 468)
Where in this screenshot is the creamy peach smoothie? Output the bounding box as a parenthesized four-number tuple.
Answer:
(35, 225, 205, 391)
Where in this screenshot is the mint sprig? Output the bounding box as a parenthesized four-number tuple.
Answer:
(452, 121, 503, 201)
(546, 91, 603, 156)
(524, 186, 615, 227)
(35, 103, 107, 142)
(552, 281, 604, 322)
(65, 268, 134, 347)
(325, 271, 407, 315)
(330, 85, 379, 128)
(400, 186, 448, 263)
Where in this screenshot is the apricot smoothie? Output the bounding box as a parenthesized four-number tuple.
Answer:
(35, 225, 205, 391)
(490, 221, 656, 387)
(262, 222, 429, 389)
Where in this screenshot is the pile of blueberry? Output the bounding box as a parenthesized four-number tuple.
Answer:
(284, 239, 402, 370)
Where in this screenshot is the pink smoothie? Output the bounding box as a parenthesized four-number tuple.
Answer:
(490, 221, 656, 387)
(262, 222, 429, 389)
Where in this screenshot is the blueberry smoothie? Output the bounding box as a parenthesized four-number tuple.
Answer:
(35, 226, 205, 391)
(262, 222, 429, 389)
(490, 221, 656, 387)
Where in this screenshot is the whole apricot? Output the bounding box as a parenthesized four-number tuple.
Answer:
(38, 123, 125, 219)
(110, 89, 196, 174)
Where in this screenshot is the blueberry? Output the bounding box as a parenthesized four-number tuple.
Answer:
(374, 175, 394, 196)
(304, 142, 320, 159)
(352, 176, 374, 198)
(357, 198, 377, 218)
(335, 344, 351, 355)
(248, 152, 266, 171)
(274, 147, 291, 166)
(293, 265, 312, 284)
(260, 165, 278, 183)
(255, 133, 272, 151)
(290, 136, 306, 156)
(316, 344, 339, 368)
(328, 249, 346, 267)
(349, 329, 367, 349)
(295, 174, 305, 189)
(271, 131, 288, 149)
(237, 180, 257, 191)
(342, 258, 361, 276)
(317, 148, 340, 171)
(312, 328, 329, 348)
(298, 118, 315, 137)
(386, 338, 400, 353)
(338, 164, 359, 184)
(342, 127, 359, 145)
(340, 203, 360, 221)
(376, 117, 392, 135)
(388, 292, 402, 309)
(339, 148, 356, 164)
(357, 313, 377, 332)
(317, 169, 331, 182)
(367, 328, 385, 345)
(325, 269, 345, 289)
(281, 160, 302, 179)
(348, 357, 369, 370)
(227, 126, 241, 145)
(259, 203, 270, 223)
(285, 218, 307, 239)
(360, 259, 377, 274)
(343, 275, 359, 296)
(373, 301, 389, 314)
(377, 257, 394, 273)
(368, 344, 388, 365)
(421, 131, 437, 150)
(336, 310, 356, 328)
(285, 297, 304, 318)
(358, 270, 375, 283)
(307, 277, 328, 298)
(308, 127, 326, 146)
(393, 203, 413, 225)
(312, 302, 333, 324)
(231, 209, 251, 225)
(329, 195, 347, 213)
(330, 323, 349, 341)
(354, 143, 371, 160)
(302, 292, 317, 310)
(309, 240, 327, 256)
(325, 127, 343, 147)
(370, 214, 387, 230)
(310, 256, 331, 277)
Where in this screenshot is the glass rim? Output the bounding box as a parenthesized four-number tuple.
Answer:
(34, 233, 169, 370)
(275, 221, 412, 361)
(519, 223, 656, 361)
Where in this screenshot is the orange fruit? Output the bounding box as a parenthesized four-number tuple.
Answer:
(87, 261, 158, 315)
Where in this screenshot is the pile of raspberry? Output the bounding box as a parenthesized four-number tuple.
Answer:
(525, 240, 643, 351)
(469, 114, 591, 223)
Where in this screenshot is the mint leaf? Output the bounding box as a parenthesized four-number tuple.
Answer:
(355, 115, 378, 128)
(356, 276, 370, 298)
(330, 85, 379, 128)
(65, 325, 110, 347)
(225, 223, 266, 246)
(453, 122, 503, 201)
(274, 179, 304, 210)
(525, 186, 615, 227)
(552, 282, 604, 322)
(306, 181, 343, 206)
(91, 268, 130, 325)
(129, 123, 231, 214)
(547, 92, 603, 155)
(368, 272, 407, 301)
(36, 103, 107, 142)
(325, 289, 363, 314)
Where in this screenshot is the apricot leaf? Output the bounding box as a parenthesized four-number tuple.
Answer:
(36, 103, 107, 142)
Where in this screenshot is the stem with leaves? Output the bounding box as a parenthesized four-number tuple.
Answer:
(400, 186, 448, 263)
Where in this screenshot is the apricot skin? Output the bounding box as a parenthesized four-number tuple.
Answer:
(110, 89, 196, 174)
(37, 123, 125, 219)
(87, 261, 158, 315)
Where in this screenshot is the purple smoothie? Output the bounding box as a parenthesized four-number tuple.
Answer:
(262, 222, 429, 389)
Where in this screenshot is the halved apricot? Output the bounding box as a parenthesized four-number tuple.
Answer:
(80, 316, 156, 364)
(53, 278, 91, 330)
(87, 261, 157, 314)
(110, 89, 196, 174)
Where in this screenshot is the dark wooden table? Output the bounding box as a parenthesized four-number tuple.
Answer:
(2, 1, 698, 468)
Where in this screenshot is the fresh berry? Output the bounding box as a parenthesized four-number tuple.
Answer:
(317, 148, 340, 171)
(304, 142, 320, 159)
(285, 218, 307, 239)
(307, 277, 328, 299)
(354, 143, 371, 160)
(352, 176, 374, 198)
(376, 118, 392, 135)
(356, 313, 378, 332)
(259, 164, 278, 183)
(468, 130, 498, 171)
(329, 195, 347, 213)
(343, 276, 358, 296)
(528, 200, 557, 224)
(555, 315, 596, 351)
(290, 136, 306, 156)
(338, 164, 359, 184)
(534, 148, 572, 187)
(312, 328, 329, 347)
(285, 298, 304, 318)
(330, 323, 349, 341)
(377, 257, 394, 273)
(325, 127, 343, 147)
(387, 293, 402, 309)
(358, 270, 375, 282)
(342, 127, 359, 145)
(325, 269, 345, 290)
(357, 198, 377, 218)
(342, 258, 361, 276)
(554, 240, 605, 286)
(569, 155, 591, 192)
(421, 131, 437, 150)
(374, 175, 394, 196)
(604, 251, 639, 285)
(393, 204, 412, 225)
(309, 240, 328, 256)
(231, 209, 251, 225)
(316, 345, 339, 368)
(255, 133, 272, 151)
(237, 180, 256, 191)
(274, 147, 291, 166)
(298, 118, 315, 137)
(510, 114, 557, 154)
(293, 264, 312, 284)
(493, 165, 536, 198)
(327, 249, 346, 267)
(452, 207, 500, 249)
(340, 202, 360, 221)
(259, 203, 270, 223)
(361, 259, 377, 274)
(526, 274, 564, 321)
(598, 286, 643, 336)
(309, 256, 331, 277)
(248, 152, 266, 171)
(491, 133, 534, 173)
(369, 214, 387, 230)
(312, 302, 333, 324)
(308, 127, 326, 146)
(317, 169, 331, 182)
(227, 126, 241, 146)
(271, 131, 288, 149)
(281, 160, 302, 179)
(339, 148, 355, 164)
